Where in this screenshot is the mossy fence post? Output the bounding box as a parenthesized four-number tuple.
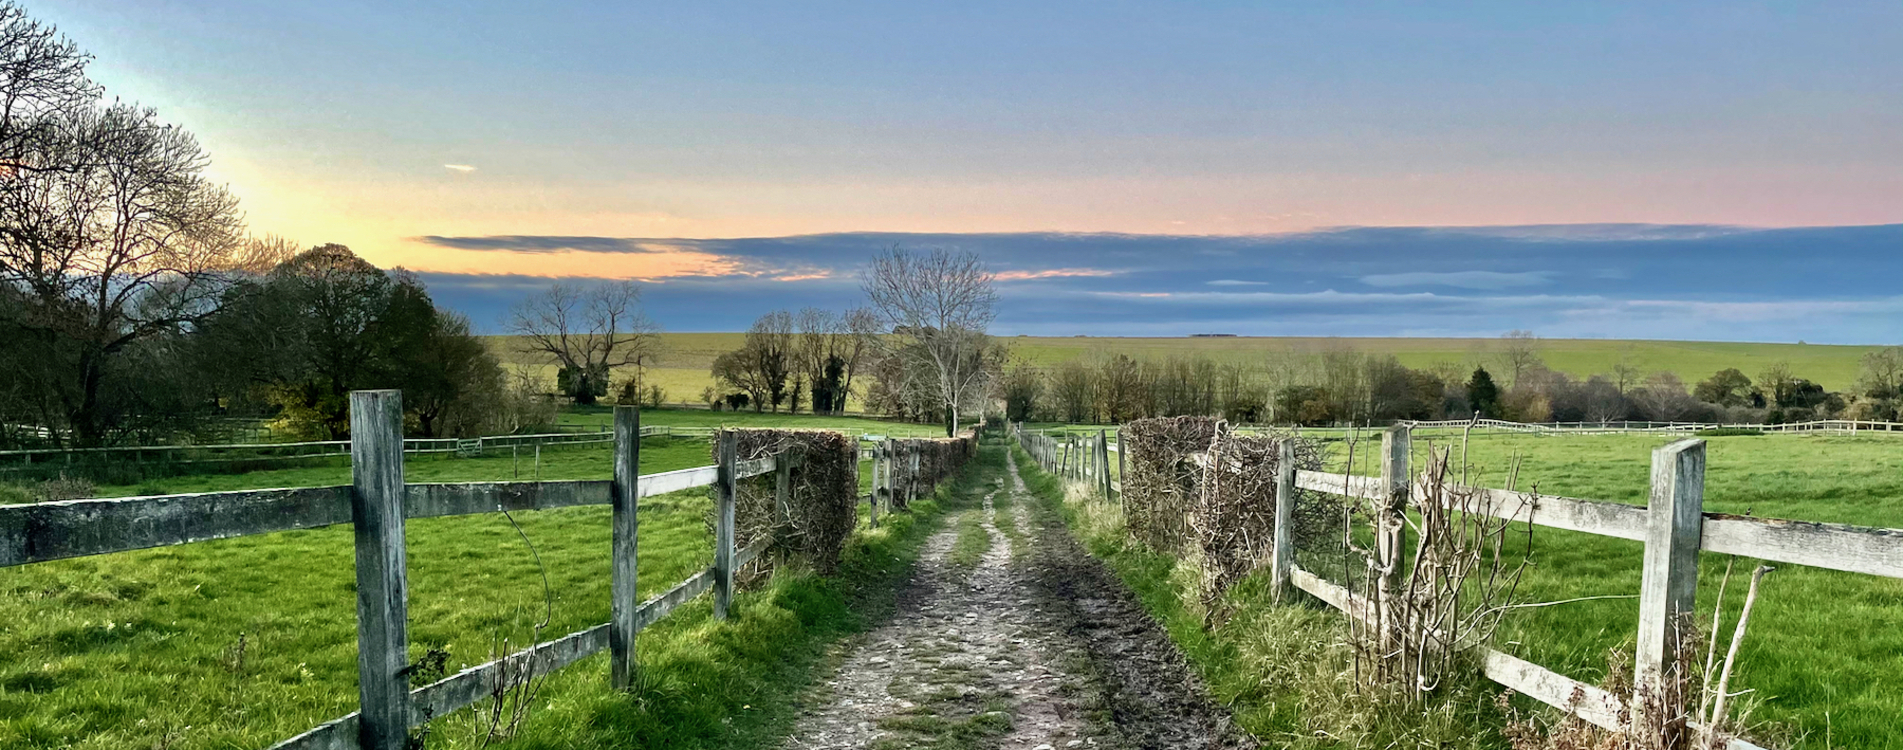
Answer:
(609, 406, 640, 690)
(349, 389, 410, 750)
(1097, 429, 1112, 498)
(1271, 438, 1296, 602)
(1378, 426, 1411, 594)
(714, 430, 737, 620)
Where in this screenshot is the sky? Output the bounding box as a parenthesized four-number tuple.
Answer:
(27, 1, 1903, 341)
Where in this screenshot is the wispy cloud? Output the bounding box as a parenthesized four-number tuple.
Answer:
(1360, 271, 1553, 290)
(414, 235, 658, 253)
(1207, 279, 1268, 287)
(995, 268, 1117, 281)
(443, 164, 477, 173)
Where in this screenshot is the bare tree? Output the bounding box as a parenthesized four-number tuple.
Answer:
(1611, 343, 1643, 397)
(745, 310, 793, 411)
(1630, 371, 1697, 422)
(794, 306, 876, 414)
(508, 281, 660, 405)
(861, 246, 998, 435)
(1496, 330, 1543, 388)
(1, 72, 245, 445)
(0, 2, 96, 171)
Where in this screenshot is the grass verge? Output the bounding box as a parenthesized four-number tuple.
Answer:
(1010, 443, 1517, 750)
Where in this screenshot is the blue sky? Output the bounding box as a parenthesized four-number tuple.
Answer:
(25, 1, 1903, 340)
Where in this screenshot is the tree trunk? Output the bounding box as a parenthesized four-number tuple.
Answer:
(946, 403, 958, 437)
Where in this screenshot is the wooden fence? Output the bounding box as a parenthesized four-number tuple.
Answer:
(1, 391, 876, 750)
(1012, 422, 1903, 750)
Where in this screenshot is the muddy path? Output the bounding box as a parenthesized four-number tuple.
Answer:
(779, 447, 1253, 750)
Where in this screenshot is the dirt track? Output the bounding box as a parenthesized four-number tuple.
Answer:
(780, 448, 1253, 750)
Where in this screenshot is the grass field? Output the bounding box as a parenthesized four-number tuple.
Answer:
(0, 422, 983, 749)
(1421, 431, 1903, 748)
(486, 334, 1888, 402)
(1024, 427, 1903, 748)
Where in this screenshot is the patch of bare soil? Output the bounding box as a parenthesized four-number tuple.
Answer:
(1006, 452, 1257, 750)
(780, 449, 1252, 750)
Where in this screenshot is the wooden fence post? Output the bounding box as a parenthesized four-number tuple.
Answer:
(1098, 430, 1112, 498)
(1272, 438, 1296, 602)
(909, 441, 921, 503)
(1635, 438, 1705, 746)
(774, 447, 793, 526)
(1116, 429, 1127, 501)
(1379, 426, 1411, 592)
(872, 441, 886, 524)
(714, 430, 737, 621)
(348, 390, 410, 750)
(609, 406, 640, 690)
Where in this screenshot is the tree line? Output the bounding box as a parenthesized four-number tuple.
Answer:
(998, 333, 1903, 427)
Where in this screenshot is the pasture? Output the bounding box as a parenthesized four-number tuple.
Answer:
(484, 334, 1887, 404)
(0, 419, 964, 750)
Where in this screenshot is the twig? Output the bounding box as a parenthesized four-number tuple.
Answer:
(1709, 565, 1774, 740)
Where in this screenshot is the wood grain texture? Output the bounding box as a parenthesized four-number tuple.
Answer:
(348, 390, 410, 750)
(610, 406, 640, 690)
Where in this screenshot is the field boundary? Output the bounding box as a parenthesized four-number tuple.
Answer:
(3, 391, 977, 750)
(1015, 422, 1903, 750)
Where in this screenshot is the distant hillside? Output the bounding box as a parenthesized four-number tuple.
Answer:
(482, 334, 1881, 400)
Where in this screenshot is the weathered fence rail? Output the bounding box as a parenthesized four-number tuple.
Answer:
(1017, 420, 1901, 749)
(5, 394, 984, 749)
(2, 392, 808, 750)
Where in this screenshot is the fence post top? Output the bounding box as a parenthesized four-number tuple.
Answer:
(1653, 437, 1706, 459)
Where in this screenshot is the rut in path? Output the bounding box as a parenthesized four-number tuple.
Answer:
(779, 448, 1253, 750)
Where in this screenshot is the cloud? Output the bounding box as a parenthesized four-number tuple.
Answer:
(995, 268, 1117, 281)
(413, 235, 659, 253)
(443, 164, 477, 173)
(1360, 271, 1553, 290)
(394, 225, 1903, 343)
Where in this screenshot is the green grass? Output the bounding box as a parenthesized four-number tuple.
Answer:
(1380, 431, 1903, 748)
(0, 423, 987, 750)
(490, 334, 1890, 401)
(1012, 443, 1514, 749)
(1019, 430, 1903, 748)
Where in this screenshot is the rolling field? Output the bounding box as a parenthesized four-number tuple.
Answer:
(485, 334, 1886, 401)
(0, 413, 966, 750)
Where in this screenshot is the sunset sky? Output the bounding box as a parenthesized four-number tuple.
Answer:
(30, 1, 1903, 339)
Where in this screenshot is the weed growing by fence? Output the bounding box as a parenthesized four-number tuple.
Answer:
(1013, 443, 1515, 749)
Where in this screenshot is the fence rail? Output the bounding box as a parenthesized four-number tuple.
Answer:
(1019, 420, 1901, 749)
(1021, 417, 1903, 439)
(2, 392, 812, 750)
(5, 393, 984, 749)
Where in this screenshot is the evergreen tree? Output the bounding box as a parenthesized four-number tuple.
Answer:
(1467, 367, 1501, 418)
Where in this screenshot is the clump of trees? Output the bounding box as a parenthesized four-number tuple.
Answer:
(706, 246, 1003, 436)
(712, 307, 877, 415)
(508, 281, 660, 406)
(199, 246, 524, 439)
